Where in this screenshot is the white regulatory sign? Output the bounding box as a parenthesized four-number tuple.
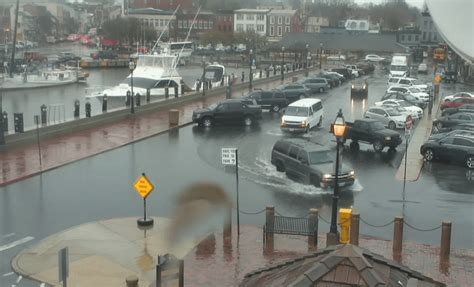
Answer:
(221, 148, 237, 165)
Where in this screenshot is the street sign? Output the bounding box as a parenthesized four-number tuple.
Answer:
(434, 74, 442, 84)
(405, 115, 413, 138)
(221, 148, 237, 165)
(134, 174, 154, 199)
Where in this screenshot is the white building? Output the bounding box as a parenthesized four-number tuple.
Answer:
(233, 9, 270, 36)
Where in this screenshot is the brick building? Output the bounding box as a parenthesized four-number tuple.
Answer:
(267, 9, 301, 42)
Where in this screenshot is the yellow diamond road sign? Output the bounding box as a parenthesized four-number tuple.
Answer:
(134, 174, 154, 199)
(434, 74, 442, 84)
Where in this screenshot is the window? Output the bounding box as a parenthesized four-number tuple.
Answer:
(278, 16, 282, 24)
(453, 138, 473, 146)
(270, 26, 274, 36)
(422, 32, 427, 40)
(401, 35, 405, 41)
(277, 26, 282, 36)
(424, 20, 428, 28)
(270, 16, 275, 24)
(285, 16, 290, 25)
(285, 26, 290, 33)
(261, 93, 272, 99)
(183, 20, 187, 28)
(408, 35, 412, 41)
(178, 20, 182, 28)
(246, 24, 254, 32)
(428, 32, 432, 41)
(236, 24, 244, 32)
(204, 21, 208, 29)
(400, 79, 410, 85)
(297, 150, 309, 163)
(247, 14, 254, 20)
(274, 141, 290, 154)
(433, 34, 437, 41)
(216, 103, 229, 111)
(316, 17, 319, 23)
(229, 103, 243, 111)
(257, 14, 264, 21)
(415, 35, 419, 41)
(237, 14, 243, 20)
(257, 24, 264, 32)
(312, 102, 322, 112)
(288, 146, 300, 159)
(199, 21, 203, 29)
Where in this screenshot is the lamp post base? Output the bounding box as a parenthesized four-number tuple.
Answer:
(137, 217, 154, 228)
(326, 231, 340, 246)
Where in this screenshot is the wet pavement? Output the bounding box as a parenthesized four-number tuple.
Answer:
(1, 65, 473, 286)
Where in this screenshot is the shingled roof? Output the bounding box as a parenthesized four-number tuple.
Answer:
(240, 244, 445, 287)
(274, 32, 406, 54)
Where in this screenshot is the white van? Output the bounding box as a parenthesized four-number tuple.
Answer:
(281, 98, 324, 133)
(387, 76, 430, 93)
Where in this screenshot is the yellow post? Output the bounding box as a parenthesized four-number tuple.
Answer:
(339, 208, 352, 244)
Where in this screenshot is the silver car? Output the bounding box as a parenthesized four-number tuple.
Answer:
(364, 106, 407, 130)
(298, 77, 330, 93)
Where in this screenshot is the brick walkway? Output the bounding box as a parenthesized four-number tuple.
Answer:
(0, 74, 300, 186)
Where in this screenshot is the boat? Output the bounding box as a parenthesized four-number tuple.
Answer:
(192, 63, 228, 90)
(155, 41, 194, 58)
(1, 68, 88, 90)
(86, 53, 183, 98)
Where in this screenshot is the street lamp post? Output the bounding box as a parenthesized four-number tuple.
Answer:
(249, 49, 253, 92)
(201, 56, 206, 97)
(281, 46, 285, 82)
(129, 59, 135, 114)
(305, 43, 309, 77)
(319, 42, 323, 70)
(327, 109, 346, 245)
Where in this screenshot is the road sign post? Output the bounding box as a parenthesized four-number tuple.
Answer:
(134, 173, 155, 227)
(221, 148, 239, 236)
(58, 247, 69, 287)
(402, 115, 413, 208)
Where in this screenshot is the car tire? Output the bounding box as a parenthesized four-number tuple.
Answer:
(466, 155, 474, 169)
(388, 121, 396, 130)
(305, 124, 310, 133)
(271, 104, 280, 113)
(317, 116, 322, 127)
(319, 87, 324, 93)
(244, 115, 253, 126)
(202, 117, 212, 127)
(424, 148, 435, 162)
(276, 161, 285, 172)
(373, 140, 384, 152)
(310, 174, 322, 188)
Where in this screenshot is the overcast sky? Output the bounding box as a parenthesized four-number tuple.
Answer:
(354, 0, 425, 9)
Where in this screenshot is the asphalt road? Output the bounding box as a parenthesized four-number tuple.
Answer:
(1, 67, 473, 286)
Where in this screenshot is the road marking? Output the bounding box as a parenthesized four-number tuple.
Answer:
(1, 233, 15, 239)
(16, 275, 22, 283)
(0, 237, 34, 252)
(2, 272, 14, 277)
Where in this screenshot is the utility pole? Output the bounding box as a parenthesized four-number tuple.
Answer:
(9, 0, 20, 78)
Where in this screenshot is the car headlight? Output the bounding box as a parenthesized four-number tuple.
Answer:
(349, 170, 355, 177)
(385, 136, 391, 141)
(351, 84, 354, 89)
(301, 120, 307, 125)
(323, 174, 332, 180)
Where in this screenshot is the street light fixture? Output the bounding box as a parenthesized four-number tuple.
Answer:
(249, 49, 253, 92)
(319, 42, 323, 70)
(327, 109, 346, 245)
(129, 59, 135, 114)
(281, 46, 285, 82)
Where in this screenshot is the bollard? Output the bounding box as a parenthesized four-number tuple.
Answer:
(178, 260, 184, 287)
(146, 89, 151, 103)
(180, 80, 185, 96)
(74, 99, 80, 118)
(85, 102, 91, 118)
(266, 69, 270, 78)
(125, 91, 131, 106)
(165, 87, 169, 98)
(350, 212, 360, 246)
(40, 104, 47, 125)
(241, 71, 245, 82)
(259, 69, 262, 79)
(392, 216, 404, 261)
(102, 95, 108, 112)
(339, 208, 352, 244)
(265, 206, 275, 251)
(13, 113, 24, 133)
(224, 204, 232, 239)
(125, 275, 138, 287)
(2, 111, 8, 133)
(174, 86, 178, 98)
(169, 109, 179, 126)
(440, 221, 452, 264)
(135, 93, 140, 107)
(308, 208, 318, 251)
(226, 85, 232, 99)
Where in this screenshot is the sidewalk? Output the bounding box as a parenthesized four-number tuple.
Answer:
(12, 217, 474, 287)
(0, 70, 312, 187)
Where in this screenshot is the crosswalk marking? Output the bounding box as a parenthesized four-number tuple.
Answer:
(0, 236, 34, 252)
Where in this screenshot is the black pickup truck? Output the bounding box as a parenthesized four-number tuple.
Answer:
(192, 99, 262, 127)
(332, 119, 402, 152)
(244, 89, 289, 112)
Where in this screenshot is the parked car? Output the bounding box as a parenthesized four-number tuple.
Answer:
(420, 133, 474, 169)
(192, 99, 262, 127)
(244, 90, 289, 112)
(433, 123, 474, 134)
(433, 112, 474, 130)
(365, 54, 385, 62)
(386, 86, 430, 102)
(331, 68, 352, 80)
(276, 83, 311, 102)
(381, 92, 426, 109)
(298, 77, 330, 93)
(440, 97, 474, 110)
(443, 92, 474, 102)
(271, 138, 355, 188)
(387, 77, 431, 94)
(326, 55, 346, 61)
(331, 119, 402, 152)
(58, 52, 80, 62)
(345, 65, 360, 77)
(374, 99, 423, 119)
(417, 63, 428, 74)
(350, 80, 368, 99)
(355, 62, 375, 74)
(324, 71, 346, 82)
(317, 73, 339, 87)
(441, 104, 474, 116)
(280, 98, 324, 133)
(364, 106, 407, 130)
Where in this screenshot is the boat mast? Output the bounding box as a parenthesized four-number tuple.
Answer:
(151, 5, 181, 53)
(172, 5, 201, 70)
(9, 0, 20, 78)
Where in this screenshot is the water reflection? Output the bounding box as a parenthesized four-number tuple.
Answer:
(423, 162, 474, 194)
